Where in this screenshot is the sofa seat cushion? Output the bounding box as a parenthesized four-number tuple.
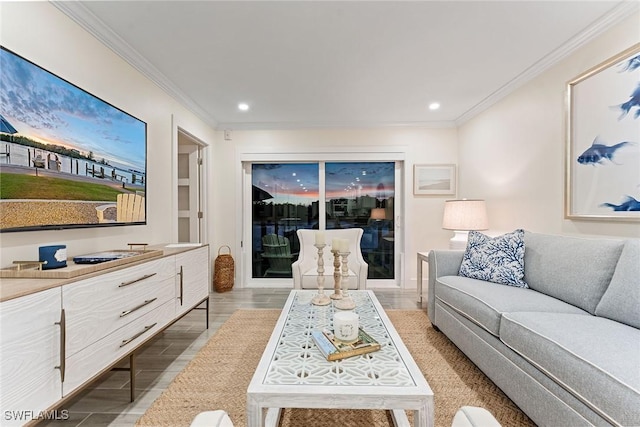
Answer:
(435, 275, 588, 336)
(500, 312, 640, 426)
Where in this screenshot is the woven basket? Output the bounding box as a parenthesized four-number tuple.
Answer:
(213, 245, 234, 293)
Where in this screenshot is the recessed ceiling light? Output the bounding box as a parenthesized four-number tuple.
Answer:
(429, 102, 441, 111)
(238, 103, 249, 111)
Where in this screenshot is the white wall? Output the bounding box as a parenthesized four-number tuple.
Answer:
(3, 2, 635, 283)
(209, 128, 458, 288)
(458, 12, 640, 239)
(0, 2, 217, 264)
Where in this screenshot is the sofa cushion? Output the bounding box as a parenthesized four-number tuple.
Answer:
(435, 275, 588, 336)
(459, 229, 527, 288)
(451, 406, 501, 427)
(500, 312, 640, 426)
(595, 239, 640, 329)
(523, 231, 624, 314)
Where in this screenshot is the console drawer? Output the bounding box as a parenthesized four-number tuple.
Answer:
(63, 258, 175, 357)
(63, 299, 175, 396)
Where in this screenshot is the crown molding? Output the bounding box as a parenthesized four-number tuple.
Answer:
(50, 1, 218, 130)
(455, 0, 639, 127)
(215, 120, 457, 131)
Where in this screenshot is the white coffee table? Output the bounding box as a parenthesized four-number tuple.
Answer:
(247, 290, 434, 427)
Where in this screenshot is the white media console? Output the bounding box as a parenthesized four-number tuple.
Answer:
(0, 244, 210, 426)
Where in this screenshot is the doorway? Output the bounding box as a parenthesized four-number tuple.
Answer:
(177, 129, 205, 243)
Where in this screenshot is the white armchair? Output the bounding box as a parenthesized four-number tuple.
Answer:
(292, 228, 368, 290)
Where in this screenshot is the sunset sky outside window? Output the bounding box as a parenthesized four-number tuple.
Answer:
(325, 162, 394, 201)
(252, 163, 319, 205)
(251, 162, 394, 204)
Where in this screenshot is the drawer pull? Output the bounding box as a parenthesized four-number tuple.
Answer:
(119, 273, 157, 288)
(55, 309, 66, 382)
(120, 323, 157, 348)
(120, 298, 158, 318)
(178, 266, 184, 306)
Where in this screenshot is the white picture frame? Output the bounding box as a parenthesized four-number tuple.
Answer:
(413, 164, 456, 196)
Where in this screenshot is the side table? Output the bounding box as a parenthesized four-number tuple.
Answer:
(417, 251, 429, 303)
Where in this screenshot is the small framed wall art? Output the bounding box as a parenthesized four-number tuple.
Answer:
(565, 43, 640, 221)
(413, 164, 456, 196)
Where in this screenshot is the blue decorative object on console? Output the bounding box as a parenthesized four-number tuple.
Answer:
(39, 245, 67, 270)
(458, 229, 527, 288)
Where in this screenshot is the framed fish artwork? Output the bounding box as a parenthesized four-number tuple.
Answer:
(565, 43, 640, 221)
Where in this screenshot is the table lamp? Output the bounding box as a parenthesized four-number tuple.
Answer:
(370, 208, 386, 248)
(442, 199, 488, 249)
(370, 208, 386, 221)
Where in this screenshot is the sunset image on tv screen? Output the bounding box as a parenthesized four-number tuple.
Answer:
(0, 46, 147, 232)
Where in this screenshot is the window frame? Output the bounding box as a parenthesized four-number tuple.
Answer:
(238, 146, 407, 289)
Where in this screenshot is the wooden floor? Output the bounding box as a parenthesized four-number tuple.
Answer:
(41, 288, 424, 427)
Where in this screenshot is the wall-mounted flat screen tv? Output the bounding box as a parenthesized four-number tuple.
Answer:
(0, 46, 147, 232)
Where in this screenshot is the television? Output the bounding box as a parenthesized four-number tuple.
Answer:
(0, 46, 147, 232)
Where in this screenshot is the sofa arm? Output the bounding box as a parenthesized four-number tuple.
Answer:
(427, 249, 464, 325)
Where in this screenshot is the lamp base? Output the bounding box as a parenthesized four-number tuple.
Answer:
(449, 230, 470, 250)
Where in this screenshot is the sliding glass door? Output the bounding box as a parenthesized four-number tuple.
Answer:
(248, 161, 398, 284)
(251, 163, 319, 278)
(325, 162, 395, 279)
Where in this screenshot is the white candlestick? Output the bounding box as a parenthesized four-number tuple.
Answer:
(315, 231, 325, 245)
(330, 248, 342, 300)
(332, 238, 341, 251)
(312, 243, 330, 306)
(335, 250, 355, 310)
(340, 238, 349, 253)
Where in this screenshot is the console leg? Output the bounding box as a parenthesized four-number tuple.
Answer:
(129, 352, 136, 402)
(205, 296, 210, 329)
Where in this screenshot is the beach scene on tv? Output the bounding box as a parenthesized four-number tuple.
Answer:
(0, 47, 147, 232)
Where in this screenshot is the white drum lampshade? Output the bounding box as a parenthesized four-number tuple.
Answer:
(442, 199, 488, 249)
(370, 208, 386, 220)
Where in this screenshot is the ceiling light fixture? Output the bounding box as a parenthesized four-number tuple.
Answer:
(429, 102, 441, 111)
(238, 103, 249, 111)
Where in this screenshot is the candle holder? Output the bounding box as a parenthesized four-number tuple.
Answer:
(311, 243, 330, 306)
(335, 250, 355, 310)
(330, 249, 343, 300)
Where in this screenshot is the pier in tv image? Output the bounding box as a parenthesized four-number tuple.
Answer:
(0, 47, 147, 232)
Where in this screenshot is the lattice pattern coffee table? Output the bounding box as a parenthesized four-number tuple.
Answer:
(247, 290, 434, 427)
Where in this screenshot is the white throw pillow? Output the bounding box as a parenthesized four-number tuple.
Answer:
(458, 229, 528, 288)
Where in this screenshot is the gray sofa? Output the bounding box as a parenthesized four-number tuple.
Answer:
(427, 231, 640, 427)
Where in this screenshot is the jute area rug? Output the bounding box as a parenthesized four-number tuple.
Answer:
(136, 309, 534, 427)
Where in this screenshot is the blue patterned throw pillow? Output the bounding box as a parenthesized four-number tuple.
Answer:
(458, 229, 528, 288)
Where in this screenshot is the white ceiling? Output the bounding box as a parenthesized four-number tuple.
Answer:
(55, 1, 637, 130)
